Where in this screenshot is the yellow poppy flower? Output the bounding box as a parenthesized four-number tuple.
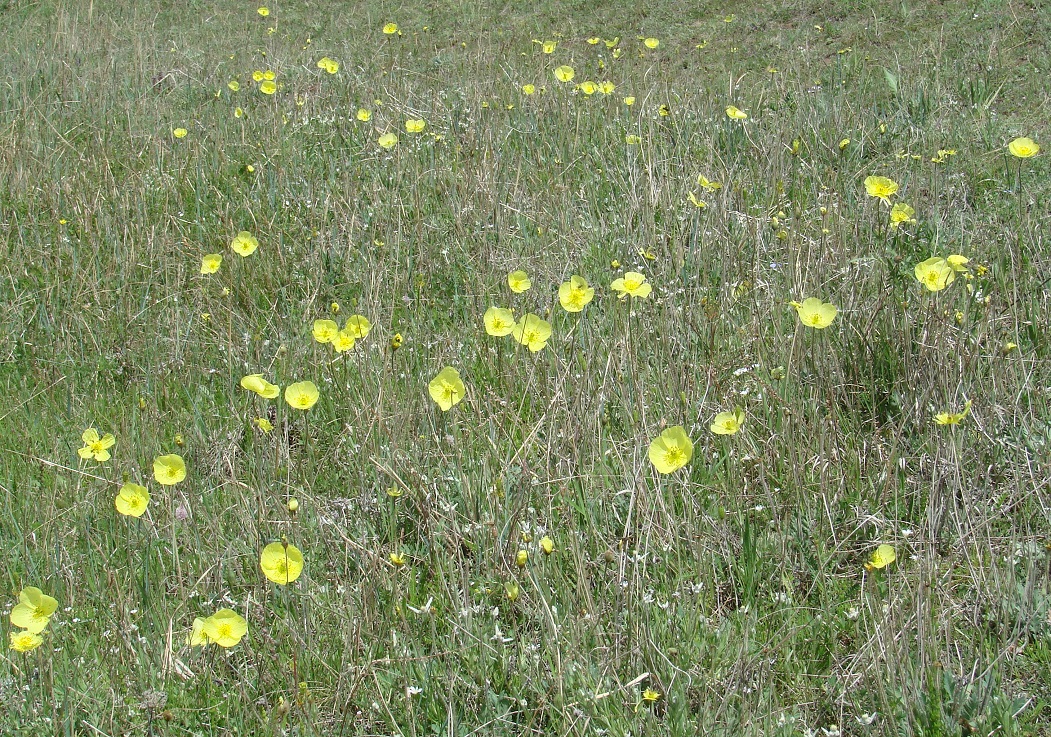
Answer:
(9, 630, 43, 652)
(610, 271, 652, 299)
(200, 253, 222, 274)
(78, 428, 115, 462)
(428, 367, 466, 411)
(484, 307, 516, 336)
(697, 175, 721, 192)
(725, 105, 748, 120)
(115, 482, 150, 518)
(587, 37, 600, 45)
(578, 81, 598, 95)
(259, 80, 277, 95)
(240, 374, 280, 399)
(558, 275, 595, 312)
(542, 41, 556, 54)
(598, 81, 615, 94)
(356, 108, 372, 121)
(153, 454, 186, 486)
(625, 134, 641, 145)
(332, 329, 356, 352)
(343, 315, 372, 339)
(405, 119, 426, 133)
(648, 426, 693, 474)
(230, 231, 259, 257)
(522, 84, 536, 95)
(914, 257, 955, 292)
(228, 80, 240, 92)
(389, 552, 407, 567)
(378, 132, 399, 149)
(1008, 137, 1039, 158)
(260, 541, 304, 585)
(790, 297, 838, 329)
(512, 313, 552, 352)
(189, 617, 211, 647)
(643, 37, 659, 48)
(946, 254, 970, 272)
(284, 381, 319, 410)
(507, 270, 531, 293)
(317, 57, 339, 74)
(934, 400, 972, 426)
(710, 407, 744, 435)
(312, 319, 339, 344)
(864, 175, 898, 202)
(604, 37, 620, 48)
(10, 587, 58, 634)
(554, 66, 575, 83)
(257, 6, 269, 16)
(254, 417, 274, 432)
(383, 23, 398, 34)
(623, 96, 635, 105)
(202, 609, 247, 648)
(173, 128, 188, 139)
(889, 203, 916, 229)
(865, 544, 896, 571)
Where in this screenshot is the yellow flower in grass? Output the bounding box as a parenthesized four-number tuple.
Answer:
(1008, 137, 1039, 158)
(260, 541, 304, 585)
(343, 315, 372, 339)
(189, 617, 211, 647)
(312, 319, 339, 344)
(259, 80, 277, 95)
(115, 482, 150, 518)
(405, 119, 426, 133)
(558, 276, 595, 312)
(790, 297, 838, 329)
(710, 407, 744, 436)
(864, 175, 898, 202)
(946, 254, 970, 272)
(865, 544, 896, 571)
(648, 426, 693, 474)
(598, 81, 615, 94)
(378, 132, 399, 149)
(78, 429, 115, 462)
(228, 80, 240, 92)
(356, 108, 372, 122)
(610, 271, 652, 299)
(507, 270, 531, 293)
(889, 203, 917, 229)
(522, 84, 536, 95)
(230, 231, 259, 257)
(390, 552, 407, 567)
(202, 609, 247, 648)
(578, 81, 598, 95)
(428, 367, 466, 411)
(240, 374, 280, 399)
(284, 381, 319, 410)
(10, 587, 59, 634)
(697, 175, 721, 192)
(154, 454, 186, 486)
(934, 400, 972, 426)
(200, 253, 222, 274)
(257, 6, 269, 16)
(643, 37, 659, 49)
(914, 257, 955, 292)
(542, 41, 557, 54)
(623, 96, 635, 106)
(254, 417, 273, 432)
(725, 105, 748, 120)
(484, 307, 516, 337)
(316, 57, 339, 74)
(383, 23, 398, 34)
(332, 330, 356, 352)
(512, 313, 552, 352)
(173, 127, 188, 139)
(540, 536, 555, 555)
(554, 65, 575, 83)
(10, 630, 43, 652)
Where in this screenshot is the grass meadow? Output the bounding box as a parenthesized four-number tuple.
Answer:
(1, 0, 1050, 734)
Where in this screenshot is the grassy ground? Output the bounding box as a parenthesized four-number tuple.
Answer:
(1, 0, 1050, 734)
